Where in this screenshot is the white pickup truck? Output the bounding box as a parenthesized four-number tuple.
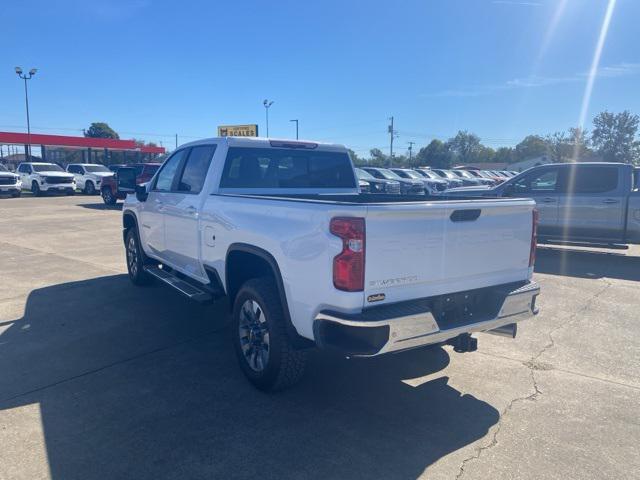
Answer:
(119, 137, 540, 391)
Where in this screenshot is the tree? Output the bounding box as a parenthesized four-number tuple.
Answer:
(545, 131, 570, 163)
(494, 146, 515, 164)
(515, 135, 548, 161)
(415, 139, 453, 169)
(591, 110, 640, 163)
(368, 148, 389, 167)
(445, 130, 483, 163)
(84, 122, 119, 139)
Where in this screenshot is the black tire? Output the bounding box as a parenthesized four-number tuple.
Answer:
(66, 188, 75, 196)
(11, 191, 21, 198)
(31, 181, 41, 196)
(232, 278, 307, 392)
(125, 228, 152, 286)
(102, 186, 117, 205)
(84, 181, 96, 195)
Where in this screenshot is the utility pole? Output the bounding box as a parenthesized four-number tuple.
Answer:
(407, 141, 415, 164)
(289, 119, 299, 139)
(175, 134, 178, 150)
(388, 116, 396, 167)
(14, 67, 37, 160)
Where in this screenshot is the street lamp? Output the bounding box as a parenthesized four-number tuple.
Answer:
(263, 99, 274, 137)
(289, 119, 299, 140)
(15, 67, 37, 160)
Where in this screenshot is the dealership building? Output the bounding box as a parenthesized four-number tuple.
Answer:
(0, 131, 165, 169)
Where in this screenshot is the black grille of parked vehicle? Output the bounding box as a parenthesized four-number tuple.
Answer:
(386, 183, 401, 194)
(434, 183, 447, 192)
(45, 176, 72, 184)
(0, 177, 16, 185)
(409, 184, 425, 194)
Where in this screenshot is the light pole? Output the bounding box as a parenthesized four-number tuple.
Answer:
(15, 67, 37, 160)
(263, 99, 274, 137)
(289, 119, 299, 140)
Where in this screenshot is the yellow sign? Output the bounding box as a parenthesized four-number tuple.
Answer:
(217, 124, 259, 137)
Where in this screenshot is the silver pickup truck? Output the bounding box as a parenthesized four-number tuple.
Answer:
(450, 162, 640, 246)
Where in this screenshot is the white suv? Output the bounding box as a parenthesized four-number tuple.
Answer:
(17, 162, 76, 196)
(66, 163, 113, 195)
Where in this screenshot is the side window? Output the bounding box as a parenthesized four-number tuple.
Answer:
(176, 145, 216, 193)
(18, 165, 26, 173)
(513, 169, 558, 193)
(153, 150, 187, 192)
(566, 167, 618, 194)
(68, 165, 80, 174)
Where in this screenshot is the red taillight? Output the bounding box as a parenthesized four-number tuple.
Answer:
(330, 217, 365, 292)
(529, 209, 539, 267)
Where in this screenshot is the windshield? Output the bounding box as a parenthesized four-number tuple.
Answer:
(398, 169, 421, 179)
(375, 168, 402, 180)
(32, 164, 64, 172)
(434, 170, 456, 179)
(84, 165, 111, 173)
(355, 168, 375, 180)
(0, 165, 7, 172)
(454, 170, 474, 179)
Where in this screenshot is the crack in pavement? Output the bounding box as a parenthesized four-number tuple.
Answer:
(455, 278, 613, 480)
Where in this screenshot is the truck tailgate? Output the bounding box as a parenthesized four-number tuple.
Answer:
(363, 199, 534, 305)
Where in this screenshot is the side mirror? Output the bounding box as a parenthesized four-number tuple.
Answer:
(135, 183, 149, 202)
(117, 167, 136, 193)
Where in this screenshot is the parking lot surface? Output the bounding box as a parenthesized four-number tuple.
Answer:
(1, 194, 639, 480)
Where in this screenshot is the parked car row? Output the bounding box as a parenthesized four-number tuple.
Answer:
(0, 162, 161, 202)
(354, 166, 517, 195)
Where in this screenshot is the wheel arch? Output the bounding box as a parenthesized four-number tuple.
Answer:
(226, 243, 312, 347)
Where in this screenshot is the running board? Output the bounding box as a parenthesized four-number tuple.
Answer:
(144, 266, 213, 303)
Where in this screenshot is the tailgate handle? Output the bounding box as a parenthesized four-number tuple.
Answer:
(450, 209, 481, 222)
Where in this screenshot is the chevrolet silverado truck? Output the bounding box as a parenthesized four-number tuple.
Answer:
(0, 164, 21, 197)
(118, 137, 540, 391)
(66, 163, 114, 195)
(448, 162, 640, 247)
(17, 162, 75, 195)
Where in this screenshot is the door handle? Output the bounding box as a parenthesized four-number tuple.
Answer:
(602, 198, 620, 204)
(540, 197, 556, 203)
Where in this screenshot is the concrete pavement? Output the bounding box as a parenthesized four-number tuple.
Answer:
(0, 194, 638, 480)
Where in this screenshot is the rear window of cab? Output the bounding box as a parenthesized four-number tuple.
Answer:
(220, 147, 356, 189)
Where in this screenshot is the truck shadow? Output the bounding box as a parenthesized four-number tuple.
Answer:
(535, 246, 640, 281)
(77, 202, 123, 211)
(1, 275, 498, 480)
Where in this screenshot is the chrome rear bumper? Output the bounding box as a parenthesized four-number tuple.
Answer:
(314, 281, 539, 357)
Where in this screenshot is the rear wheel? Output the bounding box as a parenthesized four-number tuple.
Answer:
(84, 181, 96, 195)
(125, 228, 152, 286)
(232, 278, 307, 391)
(31, 181, 41, 196)
(102, 186, 117, 205)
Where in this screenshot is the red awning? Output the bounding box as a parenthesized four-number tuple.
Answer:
(0, 131, 165, 154)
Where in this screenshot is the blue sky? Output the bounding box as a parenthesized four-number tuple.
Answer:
(2, 0, 639, 156)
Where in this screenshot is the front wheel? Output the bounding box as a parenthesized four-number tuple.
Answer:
(11, 191, 21, 198)
(125, 228, 152, 286)
(102, 187, 117, 205)
(232, 278, 307, 392)
(31, 181, 41, 196)
(84, 181, 96, 195)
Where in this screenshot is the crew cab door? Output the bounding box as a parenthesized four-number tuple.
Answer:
(161, 145, 216, 280)
(67, 165, 84, 188)
(18, 164, 32, 186)
(139, 150, 187, 257)
(505, 166, 560, 237)
(557, 165, 626, 242)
